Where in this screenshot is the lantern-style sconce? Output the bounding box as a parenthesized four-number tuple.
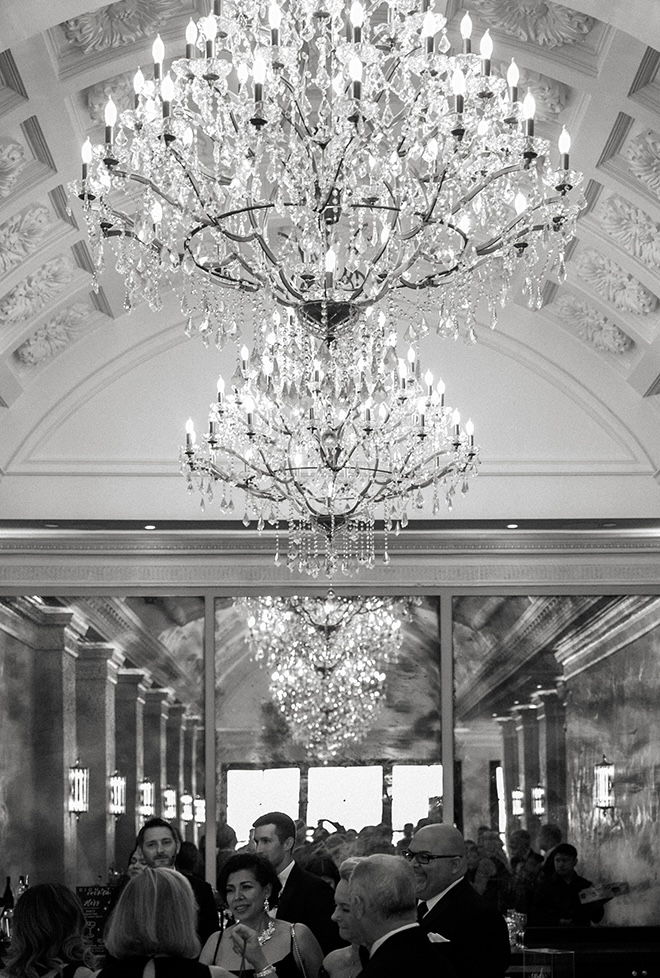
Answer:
(163, 786, 178, 820)
(595, 755, 615, 811)
(194, 796, 206, 824)
(181, 792, 194, 822)
(511, 787, 524, 816)
(109, 771, 127, 817)
(138, 778, 155, 818)
(531, 784, 545, 816)
(69, 760, 89, 817)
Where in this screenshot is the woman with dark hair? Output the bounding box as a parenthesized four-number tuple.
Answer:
(199, 854, 323, 978)
(1, 883, 96, 978)
(94, 868, 230, 978)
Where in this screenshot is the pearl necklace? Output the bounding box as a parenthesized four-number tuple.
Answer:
(257, 918, 276, 945)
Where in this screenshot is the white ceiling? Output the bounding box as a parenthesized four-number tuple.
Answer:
(1, 0, 660, 529)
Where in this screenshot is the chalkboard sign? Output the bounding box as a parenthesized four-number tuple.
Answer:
(76, 885, 115, 956)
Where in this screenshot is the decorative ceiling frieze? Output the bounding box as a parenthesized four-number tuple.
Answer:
(508, 66, 570, 122)
(0, 205, 51, 277)
(86, 71, 135, 122)
(467, 0, 594, 48)
(0, 256, 75, 325)
(554, 293, 634, 354)
(14, 302, 89, 365)
(62, 0, 188, 53)
(575, 248, 659, 315)
(625, 129, 660, 198)
(0, 139, 27, 198)
(598, 193, 660, 270)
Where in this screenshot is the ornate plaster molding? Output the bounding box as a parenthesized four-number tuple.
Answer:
(625, 130, 660, 198)
(86, 72, 134, 122)
(469, 0, 594, 48)
(598, 194, 660, 270)
(574, 249, 658, 315)
(0, 138, 27, 198)
(63, 0, 184, 53)
(0, 256, 74, 324)
(14, 303, 88, 364)
(554, 293, 633, 354)
(0, 205, 50, 276)
(554, 596, 660, 678)
(513, 67, 569, 122)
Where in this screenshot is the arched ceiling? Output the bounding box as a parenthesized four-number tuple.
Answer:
(0, 0, 660, 530)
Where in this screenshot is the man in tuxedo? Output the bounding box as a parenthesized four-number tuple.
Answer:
(253, 810, 343, 953)
(136, 817, 219, 943)
(349, 853, 457, 978)
(406, 824, 511, 978)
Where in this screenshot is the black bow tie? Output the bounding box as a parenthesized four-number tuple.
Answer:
(417, 901, 429, 921)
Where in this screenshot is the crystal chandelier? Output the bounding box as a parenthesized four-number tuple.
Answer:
(240, 593, 411, 757)
(181, 306, 479, 576)
(73, 2, 584, 343)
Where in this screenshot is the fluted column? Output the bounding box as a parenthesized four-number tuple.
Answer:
(114, 668, 150, 870)
(144, 688, 175, 818)
(533, 688, 568, 835)
(512, 704, 541, 833)
(76, 643, 125, 884)
(183, 715, 201, 842)
(495, 715, 518, 833)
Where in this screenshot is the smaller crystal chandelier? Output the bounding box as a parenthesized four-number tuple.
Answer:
(138, 778, 156, 818)
(109, 771, 127, 818)
(241, 593, 411, 758)
(69, 760, 89, 818)
(594, 755, 615, 811)
(182, 308, 479, 576)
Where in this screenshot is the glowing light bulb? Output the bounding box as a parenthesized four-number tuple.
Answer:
(514, 192, 527, 215)
(104, 98, 117, 128)
(81, 138, 92, 165)
(480, 29, 493, 60)
(507, 58, 519, 89)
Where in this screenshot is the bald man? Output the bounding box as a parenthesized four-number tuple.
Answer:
(404, 824, 511, 978)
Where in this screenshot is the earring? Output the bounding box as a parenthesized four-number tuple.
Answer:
(264, 897, 270, 913)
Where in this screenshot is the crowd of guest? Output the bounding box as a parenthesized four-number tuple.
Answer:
(0, 811, 607, 978)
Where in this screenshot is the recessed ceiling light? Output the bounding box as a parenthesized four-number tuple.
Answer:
(506, 523, 518, 529)
(44, 522, 59, 528)
(602, 522, 617, 528)
(144, 524, 156, 530)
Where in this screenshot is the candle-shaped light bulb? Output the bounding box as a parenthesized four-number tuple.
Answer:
(465, 417, 475, 446)
(417, 397, 426, 428)
(152, 34, 165, 80)
(185, 18, 198, 58)
(104, 97, 117, 145)
(460, 10, 472, 53)
(452, 409, 461, 438)
(200, 14, 217, 57)
(185, 417, 196, 449)
(243, 395, 255, 427)
(269, 3, 282, 45)
(452, 67, 466, 114)
(182, 126, 193, 148)
(407, 346, 416, 372)
(217, 375, 225, 403)
(240, 344, 250, 369)
(350, 1, 364, 42)
(150, 200, 163, 225)
(349, 56, 363, 100)
(437, 377, 445, 406)
(507, 58, 519, 94)
(253, 53, 266, 102)
(514, 192, 527, 215)
(480, 29, 492, 75)
(133, 66, 145, 107)
(81, 137, 92, 181)
(422, 10, 435, 54)
(398, 358, 407, 388)
(424, 369, 433, 396)
(522, 89, 535, 137)
(325, 247, 336, 289)
(558, 126, 571, 169)
(237, 62, 249, 88)
(160, 73, 174, 117)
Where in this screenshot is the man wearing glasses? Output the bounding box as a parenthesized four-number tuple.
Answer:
(403, 824, 511, 978)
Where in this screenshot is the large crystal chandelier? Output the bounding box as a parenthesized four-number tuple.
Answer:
(241, 593, 411, 757)
(73, 1, 584, 343)
(181, 305, 479, 576)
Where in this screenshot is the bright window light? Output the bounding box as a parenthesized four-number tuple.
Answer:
(307, 766, 382, 831)
(227, 767, 300, 845)
(391, 764, 443, 839)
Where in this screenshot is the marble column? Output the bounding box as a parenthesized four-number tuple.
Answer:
(143, 688, 175, 819)
(495, 715, 518, 833)
(114, 668, 150, 870)
(512, 704, 541, 833)
(533, 688, 568, 835)
(166, 703, 188, 833)
(183, 715, 201, 842)
(75, 643, 125, 885)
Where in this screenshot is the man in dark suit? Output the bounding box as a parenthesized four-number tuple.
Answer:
(253, 810, 343, 953)
(349, 853, 457, 978)
(406, 824, 511, 978)
(137, 816, 219, 944)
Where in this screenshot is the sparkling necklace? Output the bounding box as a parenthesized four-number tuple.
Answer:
(257, 918, 276, 945)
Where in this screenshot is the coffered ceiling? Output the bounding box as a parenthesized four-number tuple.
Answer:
(0, 0, 660, 532)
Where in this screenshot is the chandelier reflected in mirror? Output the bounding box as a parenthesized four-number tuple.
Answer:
(72, 1, 584, 343)
(240, 593, 412, 758)
(181, 306, 479, 576)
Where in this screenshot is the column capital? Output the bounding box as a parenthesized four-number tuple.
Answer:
(75, 642, 125, 681)
(144, 687, 176, 716)
(116, 668, 151, 701)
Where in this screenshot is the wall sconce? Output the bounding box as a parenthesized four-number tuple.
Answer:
(138, 778, 155, 818)
(109, 771, 127, 817)
(181, 792, 194, 822)
(532, 784, 545, 816)
(595, 755, 615, 810)
(194, 796, 206, 824)
(69, 760, 89, 817)
(163, 786, 178, 820)
(511, 787, 524, 816)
